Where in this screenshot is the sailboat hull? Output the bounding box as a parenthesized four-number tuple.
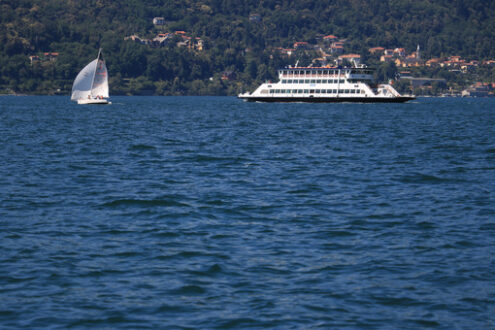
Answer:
(77, 98, 110, 105)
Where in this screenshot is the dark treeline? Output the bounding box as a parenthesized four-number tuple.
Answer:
(1, 0, 494, 94)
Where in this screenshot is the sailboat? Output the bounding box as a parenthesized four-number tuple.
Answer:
(71, 48, 110, 105)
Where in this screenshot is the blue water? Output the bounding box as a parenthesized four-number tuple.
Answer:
(1, 96, 494, 328)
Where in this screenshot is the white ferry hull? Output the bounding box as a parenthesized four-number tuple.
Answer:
(239, 95, 415, 103)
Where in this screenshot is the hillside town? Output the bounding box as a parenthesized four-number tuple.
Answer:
(271, 33, 495, 96)
(25, 16, 495, 97)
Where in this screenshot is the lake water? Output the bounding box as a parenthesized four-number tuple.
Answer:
(1, 96, 494, 328)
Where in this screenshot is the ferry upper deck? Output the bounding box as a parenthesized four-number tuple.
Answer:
(278, 67, 375, 80)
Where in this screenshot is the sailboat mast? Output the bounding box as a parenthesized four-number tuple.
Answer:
(89, 48, 102, 97)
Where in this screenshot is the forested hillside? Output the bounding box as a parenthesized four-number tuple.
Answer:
(1, 0, 495, 95)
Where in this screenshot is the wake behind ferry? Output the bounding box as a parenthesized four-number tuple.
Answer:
(238, 66, 415, 103)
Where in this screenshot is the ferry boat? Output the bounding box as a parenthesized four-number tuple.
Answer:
(238, 66, 415, 103)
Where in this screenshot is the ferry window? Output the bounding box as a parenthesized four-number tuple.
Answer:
(326, 89, 331, 94)
(310, 89, 315, 94)
(289, 71, 293, 75)
(297, 79, 302, 83)
(340, 79, 344, 83)
(324, 70, 328, 75)
(260, 90, 269, 94)
(298, 90, 303, 94)
(361, 90, 365, 94)
(339, 89, 344, 93)
(288, 80, 292, 84)
(305, 79, 310, 83)
(333, 89, 337, 94)
(344, 89, 349, 93)
(304, 89, 309, 93)
(317, 70, 322, 75)
(316, 89, 321, 94)
(282, 80, 287, 83)
(316, 80, 322, 84)
(292, 90, 298, 93)
(275, 89, 280, 93)
(310, 80, 316, 83)
(270, 90, 274, 94)
(306, 70, 310, 75)
(322, 80, 327, 83)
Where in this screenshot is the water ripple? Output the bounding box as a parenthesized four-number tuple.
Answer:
(0, 96, 494, 328)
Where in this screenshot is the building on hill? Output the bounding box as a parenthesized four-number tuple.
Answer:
(153, 17, 165, 26)
(426, 58, 443, 67)
(152, 33, 170, 46)
(462, 82, 494, 97)
(125, 35, 150, 45)
(195, 38, 204, 51)
(369, 47, 385, 54)
(329, 41, 344, 55)
(323, 35, 338, 44)
(29, 55, 40, 65)
(380, 55, 394, 63)
(338, 54, 361, 66)
(394, 48, 406, 58)
(28, 52, 59, 65)
(294, 42, 310, 50)
(44, 52, 59, 61)
(395, 57, 424, 68)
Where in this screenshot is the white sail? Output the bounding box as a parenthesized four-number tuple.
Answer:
(71, 49, 109, 102)
(91, 59, 109, 98)
(71, 59, 98, 101)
